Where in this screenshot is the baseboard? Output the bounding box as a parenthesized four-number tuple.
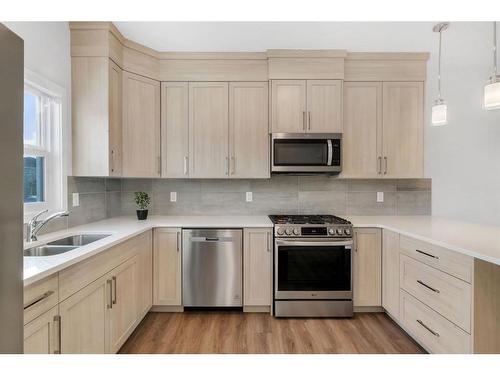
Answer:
(151, 305, 184, 312)
(243, 305, 271, 313)
(354, 306, 384, 313)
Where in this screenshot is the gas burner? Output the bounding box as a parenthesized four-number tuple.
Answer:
(269, 214, 353, 239)
(269, 214, 351, 225)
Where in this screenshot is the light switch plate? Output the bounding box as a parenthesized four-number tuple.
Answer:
(72, 193, 79, 207)
(246, 192, 253, 202)
(170, 191, 177, 202)
(376, 192, 384, 203)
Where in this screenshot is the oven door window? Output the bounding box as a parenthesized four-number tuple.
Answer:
(277, 244, 351, 291)
(273, 139, 329, 166)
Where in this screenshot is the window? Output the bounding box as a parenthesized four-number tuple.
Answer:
(23, 70, 66, 220)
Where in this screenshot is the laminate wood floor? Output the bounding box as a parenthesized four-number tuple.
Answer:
(119, 312, 425, 354)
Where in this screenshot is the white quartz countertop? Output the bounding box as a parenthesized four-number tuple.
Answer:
(24, 214, 500, 287)
(348, 215, 500, 266)
(23, 215, 273, 286)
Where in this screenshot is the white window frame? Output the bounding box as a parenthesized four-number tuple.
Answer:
(23, 69, 68, 222)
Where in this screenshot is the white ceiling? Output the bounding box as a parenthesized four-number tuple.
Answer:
(114, 22, 435, 52)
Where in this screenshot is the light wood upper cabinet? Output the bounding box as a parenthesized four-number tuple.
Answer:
(72, 57, 122, 176)
(243, 228, 272, 307)
(271, 79, 342, 133)
(24, 306, 58, 354)
(229, 82, 270, 178)
(306, 80, 343, 133)
(154, 228, 182, 306)
(108, 256, 139, 353)
(161, 82, 189, 178)
(342, 81, 424, 178)
(122, 71, 161, 177)
(342, 82, 382, 178)
(271, 80, 307, 133)
(382, 82, 424, 178)
(382, 229, 400, 320)
(59, 274, 110, 354)
(189, 82, 229, 178)
(353, 228, 382, 307)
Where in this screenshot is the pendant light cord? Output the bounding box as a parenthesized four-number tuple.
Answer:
(438, 28, 443, 100)
(494, 21, 497, 79)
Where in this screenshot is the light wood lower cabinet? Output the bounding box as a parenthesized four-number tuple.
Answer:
(23, 306, 59, 354)
(353, 228, 382, 307)
(153, 228, 182, 307)
(382, 229, 400, 319)
(59, 274, 110, 354)
(137, 232, 153, 318)
(108, 255, 139, 353)
(243, 228, 272, 309)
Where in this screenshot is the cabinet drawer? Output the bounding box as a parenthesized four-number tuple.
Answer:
(24, 274, 59, 325)
(400, 290, 471, 353)
(400, 255, 471, 332)
(59, 231, 150, 301)
(400, 235, 473, 283)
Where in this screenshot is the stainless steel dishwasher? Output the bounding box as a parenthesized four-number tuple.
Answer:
(182, 229, 243, 307)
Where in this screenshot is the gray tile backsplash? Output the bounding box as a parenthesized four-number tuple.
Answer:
(36, 176, 432, 235)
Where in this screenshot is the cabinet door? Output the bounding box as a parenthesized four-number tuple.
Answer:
(342, 82, 383, 178)
(137, 231, 153, 319)
(306, 80, 343, 133)
(188, 82, 229, 178)
(382, 229, 400, 320)
(271, 80, 306, 133)
(243, 228, 272, 307)
(353, 228, 382, 307)
(154, 228, 182, 306)
(23, 306, 58, 354)
(382, 82, 424, 178)
(108, 256, 139, 353)
(229, 82, 270, 178)
(161, 82, 189, 178)
(59, 274, 110, 354)
(122, 71, 161, 177)
(108, 60, 122, 176)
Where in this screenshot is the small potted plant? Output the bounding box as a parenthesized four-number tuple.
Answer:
(134, 191, 151, 220)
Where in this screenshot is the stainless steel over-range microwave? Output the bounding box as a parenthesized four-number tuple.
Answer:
(271, 133, 342, 173)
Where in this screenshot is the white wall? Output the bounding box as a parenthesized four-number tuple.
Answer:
(117, 21, 500, 225)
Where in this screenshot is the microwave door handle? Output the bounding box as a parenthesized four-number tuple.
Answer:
(327, 140, 333, 166)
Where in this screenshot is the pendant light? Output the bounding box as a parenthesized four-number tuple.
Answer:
(484, 21, 500, 110)
(431, 22, 449, 126)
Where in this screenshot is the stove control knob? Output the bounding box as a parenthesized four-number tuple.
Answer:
(285, 228, 292, 236)
(336, 228, 343, 235)
(344, 228, 351, 236)
(293, 228, 300, 236)
(328, 228, 335, 235)
(277, 228, 285, 235)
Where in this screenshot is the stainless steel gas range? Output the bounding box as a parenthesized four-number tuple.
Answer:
(269, 215, 354, 318)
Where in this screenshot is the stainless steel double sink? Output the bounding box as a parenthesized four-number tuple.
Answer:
(24, 233, 111, 257)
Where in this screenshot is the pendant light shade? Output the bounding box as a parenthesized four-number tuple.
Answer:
(431, 22, 449, 126)
(484, 22, 499, 110)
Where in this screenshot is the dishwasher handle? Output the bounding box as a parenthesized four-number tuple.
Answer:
(190, 236, 235, 243)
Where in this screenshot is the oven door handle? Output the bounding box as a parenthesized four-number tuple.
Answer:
(276, 239, 353, 247)
(327, 139, 333, 166)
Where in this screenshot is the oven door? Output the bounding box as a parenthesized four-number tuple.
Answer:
(275, 238, 352, 300)
(271, 133, 341, 173)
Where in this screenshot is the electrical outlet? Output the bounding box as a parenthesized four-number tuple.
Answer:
(246, 192, 253, 202)
(170, 191, 177, 202)
(376, 192, 384, 203)
(72, 193, 80, 207)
